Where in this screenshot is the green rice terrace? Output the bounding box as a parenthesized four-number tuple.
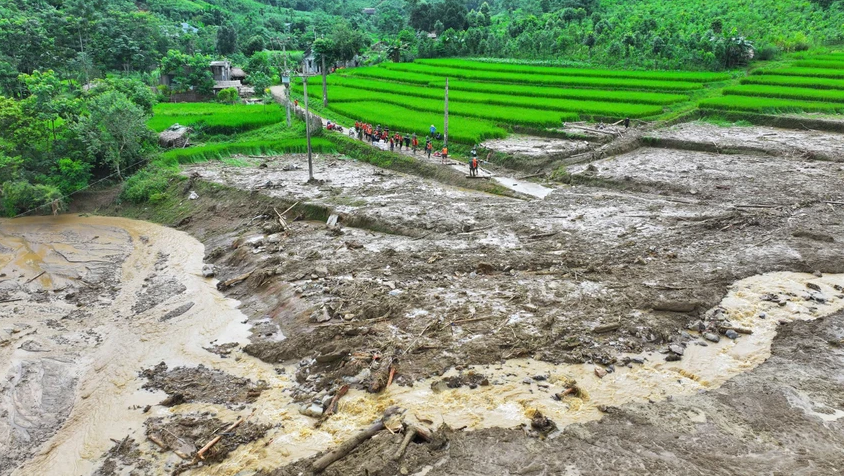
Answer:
(283, 55, 844, 144)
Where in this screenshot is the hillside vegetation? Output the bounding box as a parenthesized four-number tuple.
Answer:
(2, 0, 844, 215)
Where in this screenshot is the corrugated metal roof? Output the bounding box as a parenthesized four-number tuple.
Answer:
(213, 80, 242, 89)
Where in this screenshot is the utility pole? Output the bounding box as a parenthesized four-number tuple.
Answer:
(321, 55, 328, 107)
(283, 40, 291, 126)
(444, 77, 449, 149)
(303, 73, 314, 182)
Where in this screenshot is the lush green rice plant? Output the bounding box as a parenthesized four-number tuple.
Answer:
(158, 138, 334, 164)
(740, 74, 844, 90)
(699, 96, 844, 114)
(343, 67, 443, 85)
(793, 60, 844, 70)
(723, 85, 844, 103)
(296, 84, 580, 126)
(433, 80, 688, 105)
(309, 86, 661, 122)
(325, 101, 505, 144)
(752, 67, 844, 79)
(331, 75, 687, 106)
(378, 63, 703, 91)
(314, 85, 663, 119)
(810, 54, 844, 61)
(414, 58, 730, 83)
(148, 102, 285, 134)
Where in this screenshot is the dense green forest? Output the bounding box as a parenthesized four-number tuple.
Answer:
(1, 0, 844, 215)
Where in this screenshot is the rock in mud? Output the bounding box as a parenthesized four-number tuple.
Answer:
(668, 344, 685, 356)
(703, 332, 720, 343)
(529, 410, 557, 436)
(725, 329, 739, 340)
(299, 404, 324, 418)
(160, 302, 195, 322)
(202, 264, 216, 277)
(594, 367, 608, 378)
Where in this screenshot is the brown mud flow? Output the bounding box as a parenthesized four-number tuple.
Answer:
(3, 216, 844, 475)
(3, 121, 844, 475)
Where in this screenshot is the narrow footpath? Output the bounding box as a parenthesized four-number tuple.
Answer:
(269, 85, 553, 199)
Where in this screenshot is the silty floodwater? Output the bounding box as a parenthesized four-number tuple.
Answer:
(1, 215, 842, 475)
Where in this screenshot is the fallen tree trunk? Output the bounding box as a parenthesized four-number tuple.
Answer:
(216, 270, 254, 291)
(392, 424, 433, 461)
(312, 407, 402, 473)
(193, 409, 255, 462)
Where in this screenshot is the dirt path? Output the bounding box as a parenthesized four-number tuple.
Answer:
(269, 86, 553, 199)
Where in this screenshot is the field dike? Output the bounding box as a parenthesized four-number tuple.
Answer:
(3, 214, 843, 476)
(4, 120, 844, 475)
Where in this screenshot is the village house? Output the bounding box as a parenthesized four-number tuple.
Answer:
(160, 60, 253, 100)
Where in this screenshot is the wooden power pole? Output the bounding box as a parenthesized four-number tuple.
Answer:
(303, 75, 314, 182)
(444, 77, 449, 148)
(321, 56, 328, 107)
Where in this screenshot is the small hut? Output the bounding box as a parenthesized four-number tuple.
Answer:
(231, 68, 246, 80)
(159, 123, 192, 148)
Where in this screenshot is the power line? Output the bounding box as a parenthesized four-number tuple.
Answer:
(11, 157, 153, 219)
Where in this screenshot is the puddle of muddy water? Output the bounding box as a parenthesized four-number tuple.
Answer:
(2, 215, 842, 475)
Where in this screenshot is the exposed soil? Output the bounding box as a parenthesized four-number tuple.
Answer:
(3, 119, 844, 475)
(141, 362, 267, 407)
(647, 121, 844, 161)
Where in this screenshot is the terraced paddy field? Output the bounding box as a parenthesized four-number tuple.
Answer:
(292, 58, 730, 144)
(701, 54, 844, 116)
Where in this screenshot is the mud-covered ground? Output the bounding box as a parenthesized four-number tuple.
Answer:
(3, 119, 844, 475)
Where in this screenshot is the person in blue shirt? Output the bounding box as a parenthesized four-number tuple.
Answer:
(429, 124, 436, 137)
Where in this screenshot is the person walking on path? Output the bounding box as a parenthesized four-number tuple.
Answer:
(412, 133, 418, 154)
(469, 147, 479, 177)
(426, 139, 433, 159)
(404, 134, 411, 149)
(441, 145, 448, 164)
(389, 136, 395, 151)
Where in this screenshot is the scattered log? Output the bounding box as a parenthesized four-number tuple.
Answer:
(216, 270, 254, 291)
(312, 407, 403, 473)
(0, 298, 23, 304)
(719, 325, 753, 335)
(733, 204, 783, 209)
(450, 316, 493, 325)
(524, 231, 557, 240)
(25, 271, 46, 284)
(368, 360, 393, 393)
(386, 365, 396, 387)
(392, 424, 433, 461)
(592, 322, 621, 334)
(324, 385, 350, 417)
(194, 409, 255, 462)
(147, 433, 167, 450)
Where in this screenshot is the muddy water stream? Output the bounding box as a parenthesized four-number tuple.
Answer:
(1, 215, 842, 475)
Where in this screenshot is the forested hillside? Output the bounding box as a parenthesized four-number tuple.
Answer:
(1, 0, 844, 216)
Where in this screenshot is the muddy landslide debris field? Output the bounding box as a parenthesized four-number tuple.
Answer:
(3, 121, 844, 476)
